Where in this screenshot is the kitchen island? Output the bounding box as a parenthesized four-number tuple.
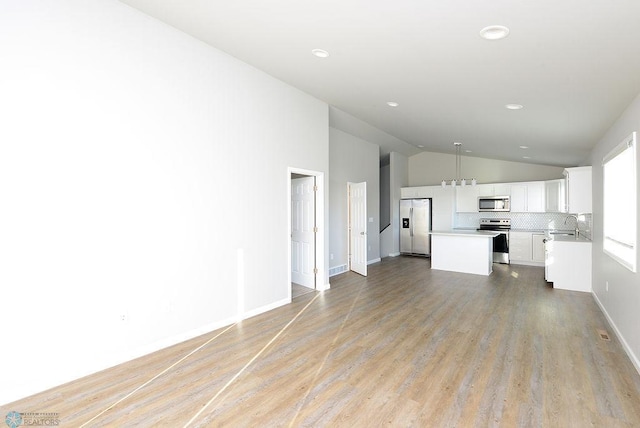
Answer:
(429, 230, 498, 276)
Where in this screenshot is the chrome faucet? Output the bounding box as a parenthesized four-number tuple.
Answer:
(564, 214, 579, 236)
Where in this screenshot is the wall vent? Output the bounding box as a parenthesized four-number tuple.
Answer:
(329, 264, 348, 277)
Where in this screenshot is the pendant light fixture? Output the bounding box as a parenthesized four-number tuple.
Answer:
(441, 142, 476, 188)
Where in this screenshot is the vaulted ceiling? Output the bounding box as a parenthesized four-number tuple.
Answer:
(119, 0, 640, 166)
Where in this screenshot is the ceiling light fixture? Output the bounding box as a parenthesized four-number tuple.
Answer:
(523, 156, 531, 159)
(387, 101, 399, 107)
(441, 142, 476, 188)
(505, 104, 524, 110)
(519, 145, 529, 149)
(480, 25, 510, 40)
(311, 49, 329, 58)
(417, 145, 424, 148)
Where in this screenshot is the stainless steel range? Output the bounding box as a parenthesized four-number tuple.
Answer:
(478, 218, 511, 264)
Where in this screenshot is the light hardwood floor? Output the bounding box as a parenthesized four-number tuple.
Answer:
(4, 257, 640, 427)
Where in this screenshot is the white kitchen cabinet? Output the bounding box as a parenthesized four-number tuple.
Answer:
(492, 184, 511, 197)
(401, 186, 428, 198)
(510, 231, 532, 262)
(455, 185, 481, 212)
(527, 182, 546, 212)
(532, 234, 545, 262)
(509, 184, 527, 212)
(564, 166, 592, 213)
(545, 179, 567, 212)
(545, 238, 592, 292)
(505, 182, 544, 213)
(510, 231, 545, 266)
(401, 186, 455, 230)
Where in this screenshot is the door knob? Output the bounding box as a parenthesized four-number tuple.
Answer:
(360, 232, 365, 235)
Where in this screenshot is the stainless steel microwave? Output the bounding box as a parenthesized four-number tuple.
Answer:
(478, 196, 510, 212)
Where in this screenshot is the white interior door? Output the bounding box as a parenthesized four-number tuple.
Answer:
(349, 182, 367, 276)
(291, 176, 316, 288)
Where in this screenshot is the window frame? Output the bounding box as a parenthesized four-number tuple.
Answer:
(602, 131, 637, 272)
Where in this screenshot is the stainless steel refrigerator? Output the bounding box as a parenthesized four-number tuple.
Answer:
(400, 198, 432, 256)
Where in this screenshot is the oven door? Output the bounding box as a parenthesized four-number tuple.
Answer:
(492, 232, 510, 264)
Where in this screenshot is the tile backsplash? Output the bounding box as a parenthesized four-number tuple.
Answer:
(455, 212, 592, 238)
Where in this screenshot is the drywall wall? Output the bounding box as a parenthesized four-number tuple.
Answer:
(329, 128, 380, 269)
(590, 91, 640, 373)
(380, 164, 391, 228)
(409, 151, 565, 186)
(388, 152, 409, 256)
(0, 0, 328, 404)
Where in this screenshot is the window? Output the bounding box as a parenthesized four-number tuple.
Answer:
(603, 132, 637, 272)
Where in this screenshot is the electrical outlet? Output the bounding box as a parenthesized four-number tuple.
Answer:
(120, 314, 127, 321)
(330, 253, 334, 260)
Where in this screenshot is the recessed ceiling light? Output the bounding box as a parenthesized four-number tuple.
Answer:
(523, 156, 531, 159)
(505, 104, 524, 110)
(387, 101, 399, 107)
(519, 145, 529, 149)
(465, 150, 472, 153)
(480, 25, 510, 40)
(417, 145, 424, 148)
(311, 49, 329, 58)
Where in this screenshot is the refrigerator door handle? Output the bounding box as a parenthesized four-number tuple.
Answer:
(410, 207, 413, 236)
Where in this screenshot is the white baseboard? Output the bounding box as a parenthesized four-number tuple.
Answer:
(242, 298, 290, 320)
(367, 258, 382, 265)
(510, 260, 545, 267)
(592, 292, 640, 376)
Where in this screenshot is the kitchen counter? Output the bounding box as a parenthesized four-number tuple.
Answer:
(429, 230, 495, 276)
(545, 236, 592, 292)
(432, 230, 499, 238)
(549, 234, 591, 243)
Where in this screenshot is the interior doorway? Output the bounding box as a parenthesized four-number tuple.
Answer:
(348, 181, 367, 276)
(288, 168, 326, 299)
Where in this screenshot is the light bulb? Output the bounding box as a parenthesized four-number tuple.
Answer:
(452, 180, 457, 187)
(441, 180, 446, 188)
(461, 179, 467, 187)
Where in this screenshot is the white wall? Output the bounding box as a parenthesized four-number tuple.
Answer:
(329, 128, 380, 269)
(388, 152, 409, 256)
(380, 163, 391, 228)
(409, 152, 565, 186)
(0, 0, 329, 404)
(590, 92, 640, 372)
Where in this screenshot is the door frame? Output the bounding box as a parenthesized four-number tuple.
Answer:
(287, 167, 328, 301)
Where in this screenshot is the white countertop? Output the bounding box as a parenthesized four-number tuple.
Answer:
(548, 233, 592, 243)
(431, 230, 499, 238)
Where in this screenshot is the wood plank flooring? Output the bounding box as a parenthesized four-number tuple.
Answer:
(4, 256, 640, 427)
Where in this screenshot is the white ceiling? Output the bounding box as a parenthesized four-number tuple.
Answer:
(119, 0, 640, 167)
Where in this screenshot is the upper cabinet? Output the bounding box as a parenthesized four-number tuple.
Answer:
(564, 166, 592, 214)
(454, 181, 552, 213)
(526, 181, 546, 212)
(510, 181, 545, 213)
(455, 185, 482, 212)
(545, 179, 567, 213)
(425, 173, 589, 215)
(401, 185, 455, 230)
